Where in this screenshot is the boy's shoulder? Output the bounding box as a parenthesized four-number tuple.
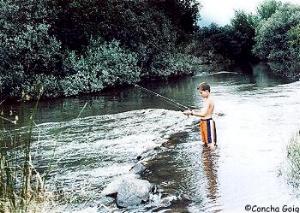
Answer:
(207, 96, 215, 105)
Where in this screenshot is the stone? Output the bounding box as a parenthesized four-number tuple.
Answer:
(116, 178, 152, 207)
(101, 174, 138, 197)
(129, 162, 146, 175)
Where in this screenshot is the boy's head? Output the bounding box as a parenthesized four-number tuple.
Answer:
(197, 82, 210, 98)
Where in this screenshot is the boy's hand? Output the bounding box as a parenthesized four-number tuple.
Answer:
(183, 109, 192, 116)
(215, 112, 225, 116)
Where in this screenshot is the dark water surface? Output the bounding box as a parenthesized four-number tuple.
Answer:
(2, 63, 300, 212)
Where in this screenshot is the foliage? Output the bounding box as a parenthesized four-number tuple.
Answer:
(51, 0, 200, 51)
(147, 52, 203, 79)
(50, 0, 200, 77)
(149, 0, 201, 38)
(287, 133, 300, 188)
(253, 3, 300, 61)
(194, 9, 257, 63)
(50, 0, 199, 65)
(287, 24, 300, 61)
(230, 10, 256, 59)
(256, 0, 282, 21)
(0, 0, 64, 98)
(249, 1, 300, 78)
(61, 39, 141, 96)
(196, 24, 246, 61)
(0, 92, 48, 212)
(268, 61, 300, 79)
(0, 0, 201, 99)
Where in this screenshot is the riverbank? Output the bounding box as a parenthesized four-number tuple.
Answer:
(287, 132, 300, 188)
(1, 53, 235, 103)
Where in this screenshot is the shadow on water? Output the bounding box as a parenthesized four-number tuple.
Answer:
(143, 129, 221, 212)
(142, 131, 192, 194)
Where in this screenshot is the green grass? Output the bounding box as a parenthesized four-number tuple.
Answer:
(0, 86, 50, 212)
(287, 131, 300, 188)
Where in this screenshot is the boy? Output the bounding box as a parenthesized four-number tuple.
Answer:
(183, 82, 217, 149)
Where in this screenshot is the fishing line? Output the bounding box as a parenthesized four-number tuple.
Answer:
(134, 84, 196, 111)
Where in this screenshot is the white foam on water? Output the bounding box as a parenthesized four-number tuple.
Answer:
(24, 108, 193, 211)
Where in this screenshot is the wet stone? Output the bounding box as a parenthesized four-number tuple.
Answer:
(129, 162, 146, 175)
(116, 178, 152, 208)
(101, 174, 138, 197)
(136, 149, 157, 161)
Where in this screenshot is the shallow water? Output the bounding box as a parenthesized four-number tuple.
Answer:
(2, 63, 300, 212)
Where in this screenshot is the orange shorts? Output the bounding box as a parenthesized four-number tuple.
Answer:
(199, 118, 217, 145)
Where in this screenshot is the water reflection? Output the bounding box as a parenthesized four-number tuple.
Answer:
(202, 147, 219, 202)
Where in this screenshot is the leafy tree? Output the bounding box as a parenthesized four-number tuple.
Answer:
(196, 24, 246, 61)
(149, 0, 201, 36)
(230, 10, 256, 59)
(0, 0, 63, 97)
(253, 3, 300, 61)
(0, 0, 203, 99)
(50, 0, 200, 74)
(148, 52, 202, 79)
(287, 24, 300, 61)
(256, 0, 282, 20)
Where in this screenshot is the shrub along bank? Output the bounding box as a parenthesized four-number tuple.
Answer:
(0, 0, 202, 100)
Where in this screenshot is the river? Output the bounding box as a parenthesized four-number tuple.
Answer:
(2, 63, 300, 212)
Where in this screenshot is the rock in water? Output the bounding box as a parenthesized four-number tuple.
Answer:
(101, 179, 121, 197)
(129, 162, 146, 174)
(116, 178, 152, 207)
(101, 174, 137, 197)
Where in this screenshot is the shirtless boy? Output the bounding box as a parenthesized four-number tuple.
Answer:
(183, 82, 217, 149)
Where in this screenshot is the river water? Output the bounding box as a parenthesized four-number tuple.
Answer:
(2, 63, 300, 212)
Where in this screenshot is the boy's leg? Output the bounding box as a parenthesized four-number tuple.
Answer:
(208, 142, 216, 150)
(208, 120, 217, 150)
(200, 121, 208, 145)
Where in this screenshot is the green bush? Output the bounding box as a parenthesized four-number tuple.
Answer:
(287, 133, 300, 187)
(288, 23, 300, 61)
(230, 10, 256, 59)
(256, 0, 282, 21)
(147, 52, 202, 79)
(0, 23, 63, 98)
(61, 39, 141, 96)
(0, 0, 64, 98)
(0, 0, 201, 100)
(268, 61, 300, 79)
(23, 74, 62, 99)
(253, 3, 300, 61)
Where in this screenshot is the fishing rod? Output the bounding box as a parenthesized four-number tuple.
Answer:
(134, 84, 197, 111)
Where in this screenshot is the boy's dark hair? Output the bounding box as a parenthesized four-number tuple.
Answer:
(198, 82, 210, 92)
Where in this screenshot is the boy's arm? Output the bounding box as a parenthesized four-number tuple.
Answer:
(183, 103, 209, 117)
(191, 106, 208, 117)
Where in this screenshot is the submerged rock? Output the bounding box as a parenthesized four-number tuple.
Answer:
(129, 162, 146, 174)
(136, 148, 158, 161)
(116, 178, 152, 207)
(101, 179, 121, 198)
(101, 174, 138, 197)
(102, 175, 152, 208)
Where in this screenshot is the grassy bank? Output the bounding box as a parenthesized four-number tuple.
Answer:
(287, 131, 300, 187)
(0, 92, 51, 212)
